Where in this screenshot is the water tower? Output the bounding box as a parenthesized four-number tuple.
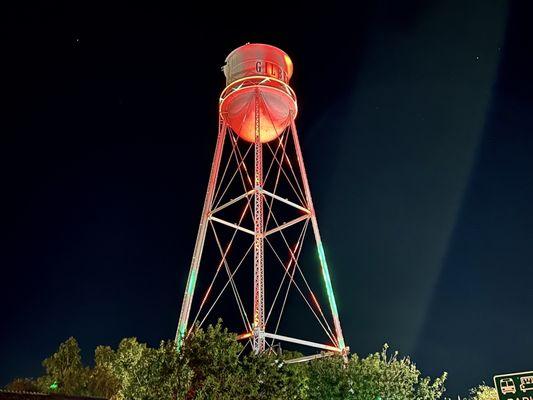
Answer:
(176, 43, 348, 361)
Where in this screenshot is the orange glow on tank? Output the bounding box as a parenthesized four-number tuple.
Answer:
(220, 43, 297, 143)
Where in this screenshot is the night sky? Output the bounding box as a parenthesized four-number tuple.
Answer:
(2, 1, 533, 397)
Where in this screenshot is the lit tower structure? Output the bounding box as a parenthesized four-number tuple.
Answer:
(176, 43, 348, 361)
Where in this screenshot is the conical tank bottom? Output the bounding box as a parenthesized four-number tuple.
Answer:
(220, 86, 296, 143)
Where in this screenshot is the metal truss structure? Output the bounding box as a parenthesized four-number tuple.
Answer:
(175, 70, 348, 362)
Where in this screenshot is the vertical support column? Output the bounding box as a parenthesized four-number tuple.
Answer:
(253, 89, 266, 353)
(176, 117, 227, 350)
(289, 119, 347, 356)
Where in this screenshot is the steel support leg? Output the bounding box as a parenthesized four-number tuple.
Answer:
(175, 118, 227, 350)
(290, 119, 347, 357)
(253, 89, 265, 353)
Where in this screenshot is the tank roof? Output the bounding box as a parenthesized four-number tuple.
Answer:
(224, 43, 292, 63)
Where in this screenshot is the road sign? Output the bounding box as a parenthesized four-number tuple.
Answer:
(494, 371, 533, 400)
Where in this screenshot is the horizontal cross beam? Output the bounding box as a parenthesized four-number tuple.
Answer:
(209, 216, 255, 236)
(260, 188, 311, 213)
(284, 351, 337, 364)
(263, 214, 311, 237)
(262, 332, 341, 353)
(210, 189, 255, 215)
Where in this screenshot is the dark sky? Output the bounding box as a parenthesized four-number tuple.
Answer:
(2, 1, 532, 397)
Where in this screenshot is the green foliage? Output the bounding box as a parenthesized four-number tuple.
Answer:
(468, 385, 498, 400)
(4, 378, 41, 393)
(37, 337, 89, 395)
(305, 344, 447, 400)
(348, 344, 447, 400)
(306, 355, 351, 399)
(111, 338, 192, 400)
(182, 320, 244, 399)
(182, 320, 307, 400)
(5, 325, 450, 400)
(87, 346, 120, 398)
(242, 352, 308, 400)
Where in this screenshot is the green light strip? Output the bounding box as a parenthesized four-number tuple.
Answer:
(187, 269, 198, 296)
(317, 242, 345, 349)
(176, 323, 186, 351)
(177, 268, 199, 351)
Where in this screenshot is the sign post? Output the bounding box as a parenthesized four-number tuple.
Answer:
(494, 371, 533, 400)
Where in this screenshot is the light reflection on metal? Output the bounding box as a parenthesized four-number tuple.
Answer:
(237, 331, 253, 341)
(176, 44, 348, 361)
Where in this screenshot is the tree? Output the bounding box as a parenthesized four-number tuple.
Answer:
(37, 337, 89, 395)
(182, 320, 246, 399)
(111, 337, 192, 400)
(306, 356, 351, 400)
(348, 344, 447, 400)
(241, 352, 308, 400)
(86, 345, 120, 399)
(5, 324, 448, 400)
(468, 385, 498, 400)
(306, 344, 447, 400)
(4, 378, 41, 393)
(183, 321, 308, 400)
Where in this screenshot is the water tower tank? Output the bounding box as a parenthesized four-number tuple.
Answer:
(220, 43, 297, 143)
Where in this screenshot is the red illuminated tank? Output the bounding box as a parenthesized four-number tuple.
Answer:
(220, 43, 297, 143)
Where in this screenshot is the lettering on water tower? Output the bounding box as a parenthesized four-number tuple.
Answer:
(255, 60, 287, 82)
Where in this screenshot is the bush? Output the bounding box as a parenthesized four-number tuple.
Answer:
(5, 324, 448, 400)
